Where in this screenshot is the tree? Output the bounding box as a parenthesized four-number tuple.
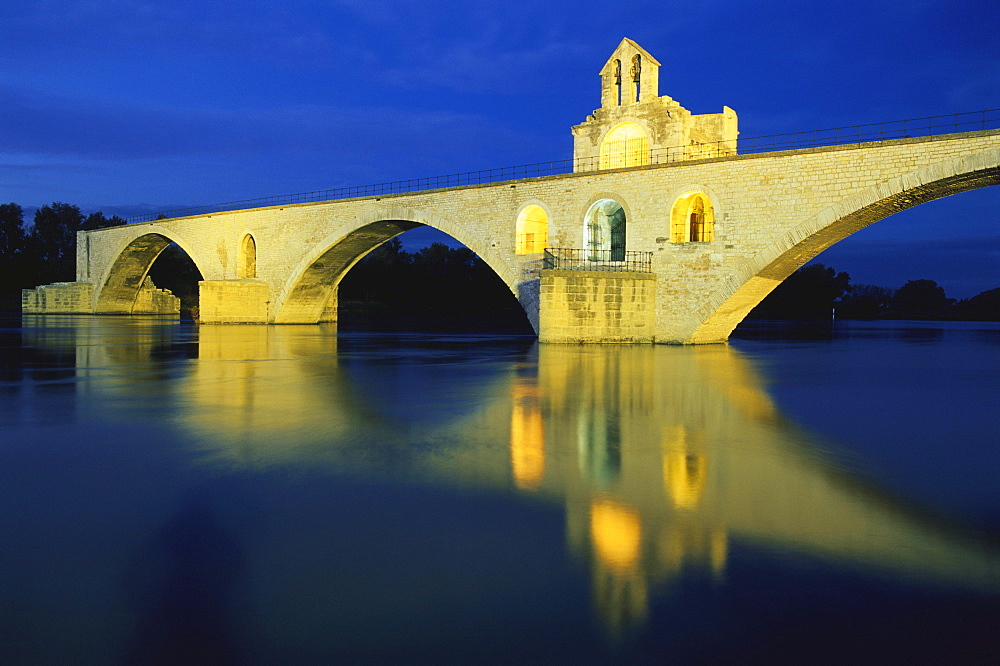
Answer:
(750, 263, 851, 320)
(0, 203, 29, 309)
(838, 283, 895, 319)
(891, 279, 951, 319)
(954, 287, 1000, 321)
(81, 211, 126, 231)
(0, 203, 25, 258)
(28, 203, 84, 284)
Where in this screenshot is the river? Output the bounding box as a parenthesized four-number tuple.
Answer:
(2, 315, 998, 663)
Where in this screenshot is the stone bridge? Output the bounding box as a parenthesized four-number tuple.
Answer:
(24, 39, 1000, 343)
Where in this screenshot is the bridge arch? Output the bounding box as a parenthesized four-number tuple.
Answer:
(94, 227, 208, 314)
(273, 206, 526, 326)
(689, 148, 1000, 343)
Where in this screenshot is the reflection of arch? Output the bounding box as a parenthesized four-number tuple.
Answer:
(94, 231, 205, 314)
(515, 205, 549, 254)
(584, 199, 627, 261)
(691, 149, 1000, 343)
(239, 234, 256, 279)
(590, 499, 641, 574)
(670, 192, 715, 243)
(599, 122, 649, 170)
(510, 379, 545, 489)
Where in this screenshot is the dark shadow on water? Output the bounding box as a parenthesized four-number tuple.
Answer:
(732, 319, 837, 341)
(895, 325, 946, 343)
(124, 494, 243, 665)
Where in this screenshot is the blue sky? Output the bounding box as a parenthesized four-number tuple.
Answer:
(2, 0, 997, 297)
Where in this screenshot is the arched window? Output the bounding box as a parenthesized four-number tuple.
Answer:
(584, 199, 626, 261)
(599, 122, 649, 170)
(515, 205, 548, 254)
(239, 234, 256, 278)
(670, 192, 715, 243)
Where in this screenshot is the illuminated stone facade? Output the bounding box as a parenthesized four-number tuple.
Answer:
(572, 38, 738, 171)
(26, 41, 1000, 343)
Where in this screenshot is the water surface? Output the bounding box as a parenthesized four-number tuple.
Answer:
(2, 316, 998, 663)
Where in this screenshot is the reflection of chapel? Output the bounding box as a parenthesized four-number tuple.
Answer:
(572, 38, 738, 170)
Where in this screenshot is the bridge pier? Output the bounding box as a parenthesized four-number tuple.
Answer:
(198, 280, 269, 323)
(539, 270, 656, 343)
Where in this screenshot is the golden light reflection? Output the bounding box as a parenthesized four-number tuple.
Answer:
(665, 457, 707, 509)
(590, 498, 642, 574)
(510, 379, 545, 489)
(41, 321, 1000, 644)
(179, 325, 360, 461)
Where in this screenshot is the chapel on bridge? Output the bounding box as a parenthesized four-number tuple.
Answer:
(572, 38, 738, 170)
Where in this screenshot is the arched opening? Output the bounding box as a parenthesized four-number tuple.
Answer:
(148, 243, 203, 319)
(238, 234, 256, 279)
(515, 205, 548, 254)
(96, 233, 203, 318)
(614, 59, 622, 106)
(286, 222, 535, 334)
(630, 55, 641, 103)
(670, 192, 715, 243)
(692, 153, 1000, 344)
(584, 199, 627, 261)
(599, 123, 650, 170)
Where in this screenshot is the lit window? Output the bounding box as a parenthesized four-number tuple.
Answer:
(670, 193, 715, 243)
(515, 205, 548, 254)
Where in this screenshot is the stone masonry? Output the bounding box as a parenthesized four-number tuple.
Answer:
(25, 40, 1000, 343)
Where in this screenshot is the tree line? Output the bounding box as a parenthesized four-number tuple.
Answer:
(2, 200, 997, 322)
(0, 202, 129, 308)
(747, 262, 1000, 321)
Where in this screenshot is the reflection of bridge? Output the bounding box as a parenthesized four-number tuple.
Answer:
(29, 317, 999, 638)
(23, 39, 1000, 343)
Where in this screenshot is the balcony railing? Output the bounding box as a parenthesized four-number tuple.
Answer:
(543, 248, 653, 273)
(122, 109, 999, 224)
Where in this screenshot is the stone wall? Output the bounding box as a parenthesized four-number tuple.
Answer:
(73, 130, 999, 341)
(199, 280, 270, 323)
(539, 270, 656, 343)
(22, 282, 94, 314)
(132, 276, 181, 315)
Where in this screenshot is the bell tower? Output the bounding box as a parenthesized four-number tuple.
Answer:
(575, 38, 738, 172)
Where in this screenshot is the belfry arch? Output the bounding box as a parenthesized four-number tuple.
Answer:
(689, 150, 1000, 344)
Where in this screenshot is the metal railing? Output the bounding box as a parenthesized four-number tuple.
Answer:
(543, 248, 653, 273)
(124, 109, 999, 223)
